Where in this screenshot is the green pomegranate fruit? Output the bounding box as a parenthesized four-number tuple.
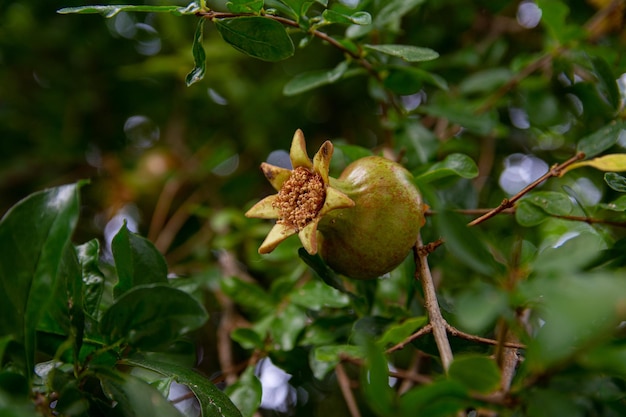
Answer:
(319, 156, 424, 279)
(245, 129, 425, 280)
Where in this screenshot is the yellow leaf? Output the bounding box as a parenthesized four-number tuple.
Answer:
(560, 154, 626, 176)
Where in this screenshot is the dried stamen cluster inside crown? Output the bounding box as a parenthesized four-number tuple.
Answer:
(274, 166, 325, 230)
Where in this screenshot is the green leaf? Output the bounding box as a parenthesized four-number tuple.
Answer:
(269, 303, 308, 350)
(365, 44, 438, 62)
(532, 232, 605, 274)
(226, 0, 264, 14)
(57, 4, 199, 18)
(361, 342, 395, 416)
(224, 366, 262, 417)
(215, 17, 294, 62)
(455, 284, 508, 333)
(433, 211, 501, 277)
(458, 68, 512, 95)
(220, 276, 275, 315)
(112, 222, 168, 298)
(522, 272, 626, 370)
(322, 10, 372, 25)
(580, 344, 626, 377)
(37, 244, 85, 360)
(415, 153, 478, 183)
(231, 328, 264, 350)
(536, 0, 584, 44)
(100, 284, 208, 349)
(75, 239, 105, 318)
(600, 194, 626, 211)
(335, 144, 374, 163)
(591, 55, 621, 112)
(383, 67, 423, 95)
(421, 102, 497, 135)
(289, 280, 350, 310)
(283, 60, 349, 96)
(374, 0, 426, 28)
(310, 344, 365, 379)
(399, 380, 469, 417)
(124, 355, 243, 417)
(576, 120, 626, 158)
(276, 0, 316, 20)
(98, 368, 186, 417)
(297, 249, 352, 296)
(605, 172, 626, 192)
(376, 316, 428, 348)
(515, 191, 573, 226)
(448, 355, 501, 394)
(186, 19, 207, 86)
(0, 182, 84, 379)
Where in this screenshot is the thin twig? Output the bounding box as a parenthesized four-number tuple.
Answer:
(414, 233, 454, 372)
(468, 152, 585, 227)
(336, 362, 362, 417)
(386, 324, 433, 354)
(197, 10, 379, 80)
(445, 323, 526, 350)
(427, 208, 626, 228)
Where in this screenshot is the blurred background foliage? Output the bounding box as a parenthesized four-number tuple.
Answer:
(2, 0, 626, 415)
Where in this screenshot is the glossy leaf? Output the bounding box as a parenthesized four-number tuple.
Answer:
(376, 316, 427, 348)
(322, 9, 371, 25)
(224, 366, 262, 417)
(576, 120, 626, 158)
(399, 379, 468, 417)
(448, 355, 501, 393)
(75, 239, 104, 318)
(57, 4, 199, 17)
(283, 60, 349, 96)
(515, 191, 573, 226)
(365, 44, 438, 62)
(415, 153, 479, 183)
(289, 280, 350, 310)
(112, 223, 168, 298)
(37, 244, 85, 359)
(98, 368, 186, 417)
(0, 182, 83, 379)
(605, 172, 626, 192)
(124, 355, 243, 417)
(226, 0, 264, 14)
(215, 17, 294, 62)
(100, 284, 208, 349)
(186, 19, 207, 86)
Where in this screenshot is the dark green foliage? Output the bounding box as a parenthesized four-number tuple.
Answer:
(3, 0, 626, 416)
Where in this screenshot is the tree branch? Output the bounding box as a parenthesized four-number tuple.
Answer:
(467, 152, 585, 227)
(414, 233, 454, 372)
